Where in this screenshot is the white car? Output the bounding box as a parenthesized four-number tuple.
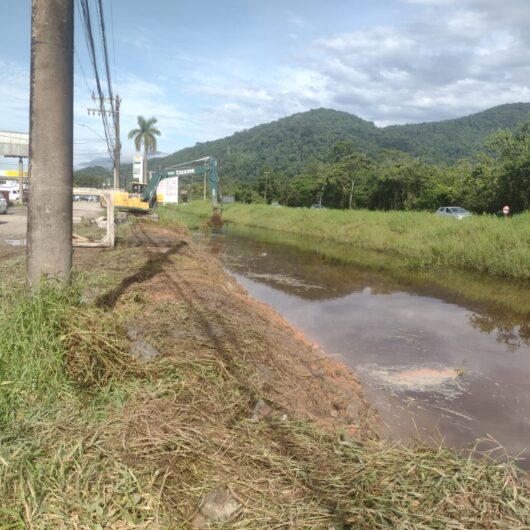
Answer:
(435, 206, 472, 219)
(0, 195, 7, 214)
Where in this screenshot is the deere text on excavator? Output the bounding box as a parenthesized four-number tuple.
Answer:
(107, 156, 222, 224)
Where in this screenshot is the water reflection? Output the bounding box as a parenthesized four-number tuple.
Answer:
(205, 227, 530, 347)
(469, 313, 530, 349)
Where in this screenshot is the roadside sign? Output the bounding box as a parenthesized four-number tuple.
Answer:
(133, 155, 143, 182)
(0, 131, 29, 157)
(157, 176, 179, 204)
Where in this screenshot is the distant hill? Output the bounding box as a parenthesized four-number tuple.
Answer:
(75, 157, 113, 170)
(380, 103, 530, 162)
(73, 165, 113, 188)
(148, 102, 530, 181)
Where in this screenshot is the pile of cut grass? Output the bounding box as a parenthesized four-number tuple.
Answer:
(160, 202, 530, 280)
(1, 231, 530, 528)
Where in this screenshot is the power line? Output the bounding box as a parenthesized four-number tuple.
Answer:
(75, 0, 121, 187)
(95, 0, 116, 120)
(74, 47, 92, 97)
(109, 0, 118, 92)
(77, 0, 114, 161)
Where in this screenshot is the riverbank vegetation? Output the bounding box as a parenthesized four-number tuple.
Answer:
(160, 202, 530, 281)
(1, 222, 529, 527)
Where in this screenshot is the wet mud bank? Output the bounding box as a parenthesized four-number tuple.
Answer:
(85, 221, 373, 433)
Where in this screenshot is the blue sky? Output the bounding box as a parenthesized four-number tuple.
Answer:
(1, 0, 529, 167)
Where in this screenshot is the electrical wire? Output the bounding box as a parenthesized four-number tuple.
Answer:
(109, 0, 118, 92)
(74, 47, 93, 98)
(77, 0, 115, 162)
(95, 0, 116, 120)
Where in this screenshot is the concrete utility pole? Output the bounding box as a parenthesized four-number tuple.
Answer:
(87, 94, 121, 189)
(27, 0, 74, 286)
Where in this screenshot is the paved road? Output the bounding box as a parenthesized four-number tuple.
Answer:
(0, 207, 27, 240)
(0, 203, 105, 260)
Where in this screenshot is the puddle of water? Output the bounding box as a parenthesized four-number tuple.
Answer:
(195, 227, 530, 469)
(5, 239, 26, 246)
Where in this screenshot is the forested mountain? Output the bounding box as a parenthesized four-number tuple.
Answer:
(153, 102, 530, 181)
(381, 103, 530, 162)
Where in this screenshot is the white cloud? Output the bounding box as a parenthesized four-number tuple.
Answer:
(285, 10, 307, 28)
(290, 0, 530, 123)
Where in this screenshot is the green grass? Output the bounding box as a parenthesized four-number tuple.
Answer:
(160, 202, 530, 280)
(0, 280, 162, 527)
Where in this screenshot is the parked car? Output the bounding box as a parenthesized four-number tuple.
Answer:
(311, 203, 325, 209)
(0, 195, 7, 214)
(435, 206, 471, 219)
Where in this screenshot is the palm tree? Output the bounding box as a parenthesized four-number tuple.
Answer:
(128, 116, 161, 184)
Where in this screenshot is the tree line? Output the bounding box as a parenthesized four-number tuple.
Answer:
(228, 117, 530, 214)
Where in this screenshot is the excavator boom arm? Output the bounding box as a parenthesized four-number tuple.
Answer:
(141, 157, 220, 209)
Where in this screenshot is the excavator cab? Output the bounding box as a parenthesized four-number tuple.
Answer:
(130, 182, 147, 195)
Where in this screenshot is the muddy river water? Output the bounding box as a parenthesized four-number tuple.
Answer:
(195, 226, 530, 469)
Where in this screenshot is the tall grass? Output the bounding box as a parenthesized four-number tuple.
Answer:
(160, 202, 530, 280)
(0, 280, 163, 527)
(0, 283, 78, 427)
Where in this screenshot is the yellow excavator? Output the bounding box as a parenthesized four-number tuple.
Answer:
(106, 157, 222, 217)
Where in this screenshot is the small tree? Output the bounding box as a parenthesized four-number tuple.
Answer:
(127, 116, 161, 184)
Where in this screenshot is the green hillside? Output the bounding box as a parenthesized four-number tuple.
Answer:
(73, 165, 113, 188)
(158, 109, 381, 179)
(152, 103, 530, 181)
(381, 102, 530, 162)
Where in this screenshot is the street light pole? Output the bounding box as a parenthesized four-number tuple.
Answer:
(18, 157, 24, 203)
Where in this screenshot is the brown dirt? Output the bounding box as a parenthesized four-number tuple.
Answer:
(77, 220, 377, 524)
(0, 219, 377, 526)
(89, 221, 372, 432)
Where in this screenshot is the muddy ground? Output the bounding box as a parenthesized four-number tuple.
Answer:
(76, 221, 376, 526)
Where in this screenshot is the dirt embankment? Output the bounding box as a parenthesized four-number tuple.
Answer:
(78, 221, 378, 527)
(87, 221, 373, 431)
